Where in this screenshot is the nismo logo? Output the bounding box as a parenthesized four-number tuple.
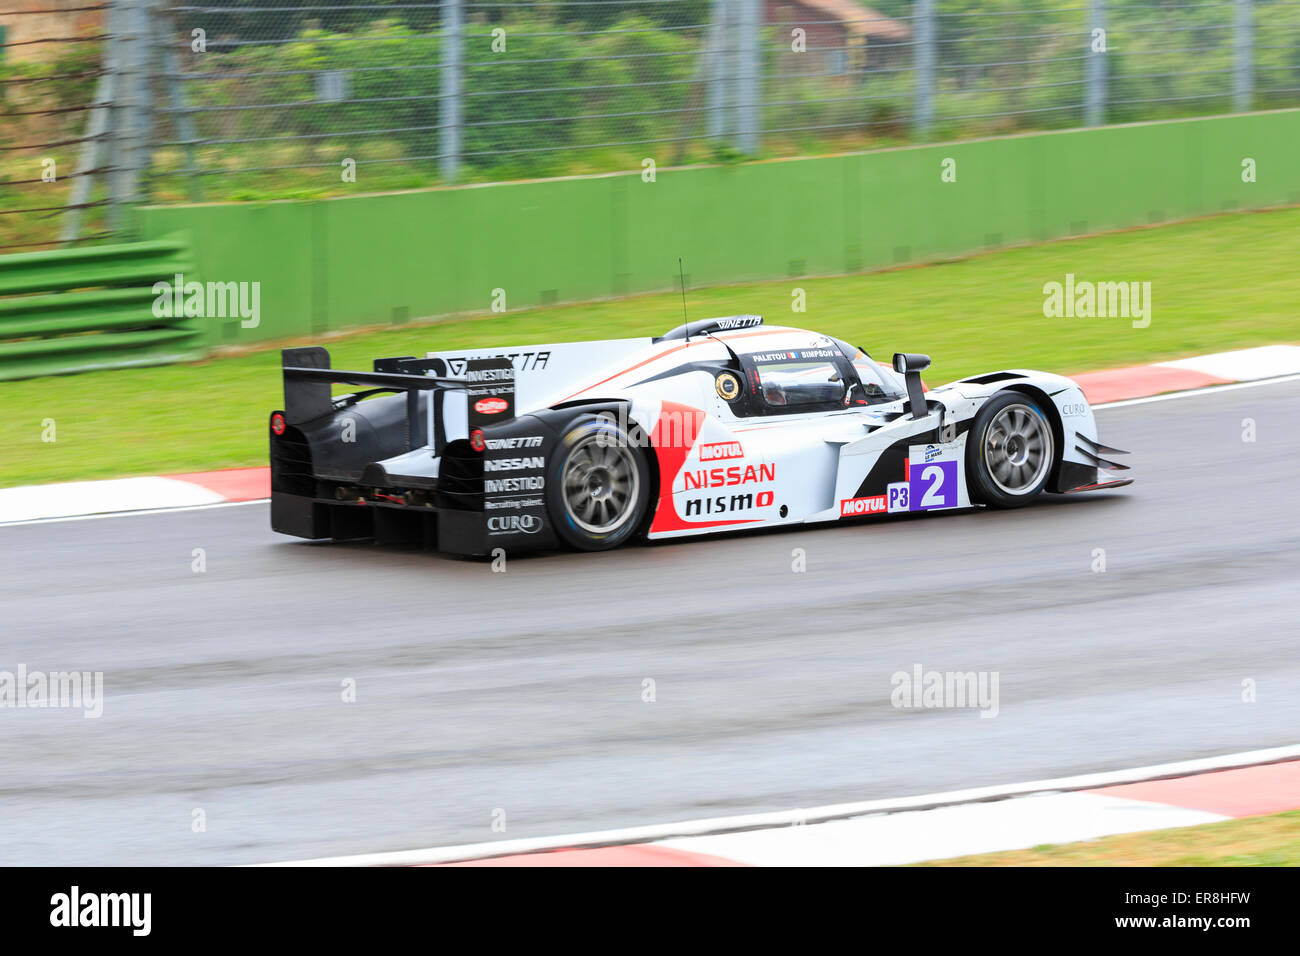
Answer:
(684, 491, 775, 516)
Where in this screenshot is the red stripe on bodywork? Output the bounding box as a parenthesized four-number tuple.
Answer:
(169, 467, 270, 501)
(435, 845, 747, 867)
(1086, 760, 1300, 818)
(648, 401, 757, 534)
(559, 327, 796, 403)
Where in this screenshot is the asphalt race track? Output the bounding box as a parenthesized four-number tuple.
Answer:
(2, 380, 1297, 865)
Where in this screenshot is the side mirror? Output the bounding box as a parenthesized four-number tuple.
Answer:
(892, 352, 931, 420)
(892, 352, 931, 374)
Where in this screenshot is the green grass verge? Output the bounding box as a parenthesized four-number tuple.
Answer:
(914, 808, 1300, 866)
(2, 205, 1297, 488)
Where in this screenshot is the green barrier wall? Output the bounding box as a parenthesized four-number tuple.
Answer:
(0, 237, 202, 380)
(137, 110, 1300, 349)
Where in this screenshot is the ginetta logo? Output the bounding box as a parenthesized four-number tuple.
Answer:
(713, 315, 762, 329)
(840, 495, 887, 517)
(447, 352, 550, 374)
(699, 441, 744, 462)
(488, 514, 542, 534)
(484, 436, 542, 450)
(475, 397, 509, 415)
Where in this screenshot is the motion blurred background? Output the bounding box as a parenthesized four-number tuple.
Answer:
(2, 1, 1299, 867)
(1, 0, 1298, 473)
(4, 0, 1300, 248)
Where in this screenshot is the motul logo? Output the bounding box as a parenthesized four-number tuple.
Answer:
(699, 441, 744, 462)
(475, 397, 508, 415)
(840, 495, 887, 517)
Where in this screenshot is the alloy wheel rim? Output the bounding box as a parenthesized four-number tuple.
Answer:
(562, 433, 639, 534)
(984, 403, 1052, 495)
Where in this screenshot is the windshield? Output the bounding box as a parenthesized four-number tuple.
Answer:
(754, 358, 847, 407)
(835, 342, 905, 405)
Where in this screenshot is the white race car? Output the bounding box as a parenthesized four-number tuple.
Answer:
(270, 315, 1130, 555)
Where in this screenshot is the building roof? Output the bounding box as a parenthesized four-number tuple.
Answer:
(778, 0, 913, 40)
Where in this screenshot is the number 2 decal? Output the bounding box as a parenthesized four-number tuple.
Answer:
(919, 465, 945, 508)
(910, 460, 958, 511)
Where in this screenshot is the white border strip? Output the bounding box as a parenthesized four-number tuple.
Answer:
(264, 744, 1300, 866)
(1092, 371, 1300, 410)
(0, 498, 264, 529)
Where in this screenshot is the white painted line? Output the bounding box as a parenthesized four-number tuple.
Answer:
(262, 743, 1300, 866)
(0, 476, 225, 524)
(0, 498, 264, 529)
(659, 793, 1226, 867)
(1156, 344, 1300, 382)
(1093, 371, 1300, 410)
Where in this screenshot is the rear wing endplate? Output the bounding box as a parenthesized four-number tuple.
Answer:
(280, 346, 515, 452)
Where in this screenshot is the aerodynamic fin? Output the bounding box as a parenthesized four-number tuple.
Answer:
(1064, 478, 1135, 493)
(1074, 444, 1132, 471)
(1075, 433, 1130, 457)
(1067, 432, 1133, 492)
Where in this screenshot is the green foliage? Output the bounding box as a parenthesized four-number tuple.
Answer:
(0, 42, 105, 250)
(12, 3, 1300, 214)
(168, 11, 699, 187)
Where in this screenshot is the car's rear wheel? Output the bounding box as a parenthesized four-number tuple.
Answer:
(546, 416, 650, 551)
(966, 392, 1056, 508)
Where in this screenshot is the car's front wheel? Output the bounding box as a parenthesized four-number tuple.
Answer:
(546, 416, 651, 551)
(965, 391, 1056, 508)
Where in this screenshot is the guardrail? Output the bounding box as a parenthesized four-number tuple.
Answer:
(0, 237, 203, 381)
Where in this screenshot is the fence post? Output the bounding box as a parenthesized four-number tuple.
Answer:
(105, 0, 129, 233)
(133, 0, 158, 208)
(440, 0, 463, 182)
(59, 71, 114, 243)
(736, 0, 761, 154)
(913, 0, 934, 141)
(707, 0, 726, 141)
(1233, 0, 1254, 112)
(1085, 0, 1107, 126)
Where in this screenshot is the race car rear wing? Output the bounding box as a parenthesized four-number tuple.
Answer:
(280, 346, 515, 453)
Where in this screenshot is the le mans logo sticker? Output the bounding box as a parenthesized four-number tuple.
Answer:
(715, 372, 741, 401)
(475, 397, 509, 415)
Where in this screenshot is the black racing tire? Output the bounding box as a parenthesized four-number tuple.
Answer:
(965, 391, 1057, 509)
(546, 415, 651, 551)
